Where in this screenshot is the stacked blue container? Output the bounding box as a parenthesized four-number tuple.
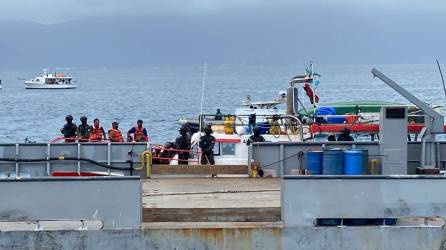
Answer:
(322, 148, 344, 175)
(344, 150, 365, 175)
(306, 151, 323, 175)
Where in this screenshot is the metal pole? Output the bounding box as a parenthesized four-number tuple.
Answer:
(47, 144, 51, 176)
(436, 59, 446, 100)
(310, 60, 316, 109)
(199, 63, 207, 133)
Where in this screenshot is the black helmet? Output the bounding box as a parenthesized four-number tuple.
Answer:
(179, 126, 188, 133)
(65, 115, 73, 122)
(80, 116, 87, 122)
(204, 126, 213, 133)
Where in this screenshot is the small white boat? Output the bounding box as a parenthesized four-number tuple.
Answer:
(24, 69, 76, 89)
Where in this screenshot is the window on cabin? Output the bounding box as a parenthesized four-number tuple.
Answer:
(213, 142, 221, 156)
(221, 143, 236, 155)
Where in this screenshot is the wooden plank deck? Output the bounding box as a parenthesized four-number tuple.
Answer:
(142, 178, 281, 222)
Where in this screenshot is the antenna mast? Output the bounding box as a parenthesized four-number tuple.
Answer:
(436, 59, 446, 99)
(199, 63, 207, 132)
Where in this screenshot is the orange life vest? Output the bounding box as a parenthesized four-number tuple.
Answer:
(134, 126, 147, 142)
(108, 128, 123, 142)
(89, 126, 103, 141)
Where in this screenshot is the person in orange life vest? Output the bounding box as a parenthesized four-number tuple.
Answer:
(127, 119, 148, 142)
(89, 118, 107, 142)
(108, 121, 124, 142)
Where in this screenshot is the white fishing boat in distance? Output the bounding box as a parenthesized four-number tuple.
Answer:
(24, 69, 76, 89)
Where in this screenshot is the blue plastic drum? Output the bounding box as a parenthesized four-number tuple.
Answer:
(257, 122, 270, 134)
(322, 148, 344, 175)
(353, 148, 369, 174)
(306, 151, 323, 175)
(344, 150, 365, 175)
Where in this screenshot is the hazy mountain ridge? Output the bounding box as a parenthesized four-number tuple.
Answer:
(0, 6, 445, 69)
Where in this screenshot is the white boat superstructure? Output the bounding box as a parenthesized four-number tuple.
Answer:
(172, 84, 310, 166)
(175, 101, 306, 166)
(24, 70, 76, 89)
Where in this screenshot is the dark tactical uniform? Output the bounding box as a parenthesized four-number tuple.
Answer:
(61, 123, 77, 142)
(78, 124, 91, 141)
(247, 134, 265, 145)
(199, 134, 215, 165)
(175, 128, 191, 165)
(214, 109, 223, 120)
(338, 129, 354, 141)
(246, 127, 265, 145)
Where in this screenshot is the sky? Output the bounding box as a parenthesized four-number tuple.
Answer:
(1, 0, 445, 24)
(0, 0, 445, 68)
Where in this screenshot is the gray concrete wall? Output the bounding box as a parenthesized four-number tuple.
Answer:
(0, 177, 141, 229)
(284, 227, 446, 250)
(282, 176, 446, 227)
(1, 226, 446, 250)
(0, 143, 148, 177)
(0, 227, 282, 250)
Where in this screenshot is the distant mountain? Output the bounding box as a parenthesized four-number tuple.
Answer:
(0, 5, 445, 69)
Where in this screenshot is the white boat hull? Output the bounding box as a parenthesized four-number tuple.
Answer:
(24, 82, 76, 89)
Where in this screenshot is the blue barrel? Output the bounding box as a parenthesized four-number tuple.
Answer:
(354, 148, 369, 174)
(306, 151, 323, 175)
(257, 122, 270, 134)
(322, 148, 344, 175)
(344, 150, 365, 175)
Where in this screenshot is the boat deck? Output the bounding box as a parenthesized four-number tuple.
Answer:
(141, 177, 281, 223)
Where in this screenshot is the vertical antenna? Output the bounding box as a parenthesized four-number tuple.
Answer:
(436, 59, 446, 99)
(200, 63, 207, 115)
(199, 63, 207, 133)
(310, 59, 316, 109)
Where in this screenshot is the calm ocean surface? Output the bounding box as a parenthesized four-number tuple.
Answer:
(0, 64, 445, 143)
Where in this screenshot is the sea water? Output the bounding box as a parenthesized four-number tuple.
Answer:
(0, 64, 444, 143)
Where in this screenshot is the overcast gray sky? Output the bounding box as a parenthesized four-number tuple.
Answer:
(1, 0, 445, 24)
(1, 0, 445, 67)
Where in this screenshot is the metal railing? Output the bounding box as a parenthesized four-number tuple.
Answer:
(0, 142, 149, 177)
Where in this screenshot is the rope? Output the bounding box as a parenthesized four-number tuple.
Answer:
(0, 157, 132, 171)
(261, 152, 303, 168)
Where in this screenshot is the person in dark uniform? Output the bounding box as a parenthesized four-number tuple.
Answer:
(337, 128, 354, 141)
(199, 126, 215, 165)
(248, 113, 256, 133)
(60, 115, 77, 142)
(327, 134, 336, 141)
(247, 127, 266, 145)
(214, 109, 223, 120)
(77, 116, 91, 142)
(175, 126, 191, 165)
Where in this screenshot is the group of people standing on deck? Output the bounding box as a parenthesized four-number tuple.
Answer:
(172, 124, 215, 165)
(60, 115, 148, 142)
(60, 113, 274, 165)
